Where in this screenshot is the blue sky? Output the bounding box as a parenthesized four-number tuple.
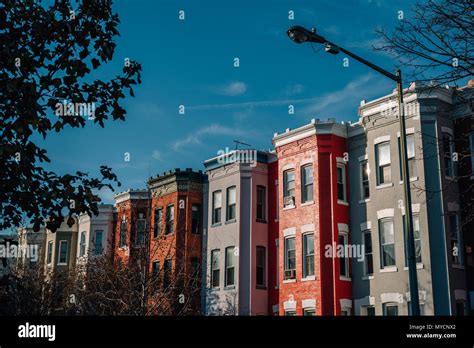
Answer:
(39, 0, 415, 203)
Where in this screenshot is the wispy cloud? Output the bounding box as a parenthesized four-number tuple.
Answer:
(131, 101, 163, 119)
(188, 74, 383, 112)
(216, 81, 248, 96)
(171, 124, 248, 152)
(284, 83, 305, 96)
(301, 73, 392, 117)
(152, 150, 163, 161)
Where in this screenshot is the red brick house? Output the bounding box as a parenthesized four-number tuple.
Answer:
(148, 168, 204, 314)
(272, 119, 352, 315)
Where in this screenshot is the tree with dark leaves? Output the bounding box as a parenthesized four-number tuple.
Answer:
(0, 0, 141, 232)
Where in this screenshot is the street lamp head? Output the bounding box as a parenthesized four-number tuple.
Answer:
(287, 25, 326, 44)
(287, 26, 309, 43)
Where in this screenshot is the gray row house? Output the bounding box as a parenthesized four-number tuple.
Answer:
(349, 82, 469, 315)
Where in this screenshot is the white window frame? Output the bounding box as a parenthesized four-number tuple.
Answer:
(284, 236, 296, 280)
(363, 230, 373, 276)
(226, 186, 236, 222)
(383, 303, 399, 316)
(375, 142, 392, 185)
(301, 164, 314, 203)
(212, 190, 222, 224)
(360, 160, 370, 200)
(379, 218, 396, 269)
(339, 231, 349, 278)
(58, 240, 68, 265)
(302, 233, 315, 278)
(79, 231, 86, 257)
(283, 169, 295, 207)
(225, 246, 235, 287)
(337, 164, 347, 203)
(210, 249, 220, 288)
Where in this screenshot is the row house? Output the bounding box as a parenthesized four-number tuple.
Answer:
(15, 205, 115, 277)
(148, 168, 204, 315)
(272, 119, 352, 316)
(202, 150, 276, 315)
(349, 82, 469, 315)
(113, 189, 150, 265)
(76, 204, 115, 270)
(453, 81, 474, 315)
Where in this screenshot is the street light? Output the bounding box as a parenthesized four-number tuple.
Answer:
(287, 25, 421, 316)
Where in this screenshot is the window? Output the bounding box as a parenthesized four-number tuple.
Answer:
(456, 300, 467, 316)
(383, 303, 398, 316)
(163, 259, 172, 289)
(58, 240, 68, 265)
(301, 165, 313, 203)
(166, 205, 174, 235)
(154, 208, 162, 238)
(191, 257, 200, 278)
(337, 165, 347, 202)
(47, 241, 53, 264)
(303, 308, 316, 316)
(212, 190, 222, 224)
(79, 231, 86, 257)
(211, 249, 220, 288)
(256, 186, 266, 221)
(191, 204, 200, 234)
(119, 219, 127, 248)
(361, 160, 370, 199)
(379, 219, 396, 268)
(94, 230, 103, 255)
(226, 186, 236, 221)
(225, 247, 235, 287)
(284, 237, 296, 280)
(365, 306, 375, 316)
(376, 142, 391, 185)
(283, 169, 295, 206)
(285, 310, 296, 316)
(408, 302, 426, 315)
(449, 214, 462, 265)
(276, 242, 279, 288)
(339, 233, 349, 277)
(363, 230, 373, 275)
(256, 246, 266, 288)
(398, 134, 416, 179)
(152, 260, 160, 278)
(302, 233, 315, 278)
(443, 133, 454, 177)
(470, 133, 474, 173)
(403, 215, 421, 265)
(136, 216, 146, 245)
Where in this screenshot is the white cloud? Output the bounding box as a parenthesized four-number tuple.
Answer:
(188, 74, 386, 112)
(301, 73, 391, 117)
(171, 124, 247, 152)
(218, 81, 247, 96)
(152, 150, 162, 161)
(285, 83, 305, 96)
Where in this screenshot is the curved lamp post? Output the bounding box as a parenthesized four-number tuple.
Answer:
(287, 25, 420, 316)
